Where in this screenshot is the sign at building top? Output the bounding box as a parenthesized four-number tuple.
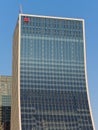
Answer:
(24, 17, 30, 22)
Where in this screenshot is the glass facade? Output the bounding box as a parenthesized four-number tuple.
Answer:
(0, 76, 11, 130)
(19, 15, 94, 130)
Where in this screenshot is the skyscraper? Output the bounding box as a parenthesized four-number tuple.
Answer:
(11, 14, 95, 130)
(0, 76, 12, 130)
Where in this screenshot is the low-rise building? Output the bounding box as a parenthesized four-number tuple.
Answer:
(0, 76, 11, 130)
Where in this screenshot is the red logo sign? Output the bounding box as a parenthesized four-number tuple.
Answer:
(24, 17, 30, 22)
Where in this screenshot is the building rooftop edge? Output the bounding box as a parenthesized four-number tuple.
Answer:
(19, 13, 84, 21)
(0, 75, 12, 77)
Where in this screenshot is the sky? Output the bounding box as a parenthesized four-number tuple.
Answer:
(0, 0, 98, 129)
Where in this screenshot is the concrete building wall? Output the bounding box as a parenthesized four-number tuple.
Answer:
(11, 19, 21, 130)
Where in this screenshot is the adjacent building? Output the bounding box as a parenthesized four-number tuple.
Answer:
(11, 14, 95, 130)
(0, 76, 11, 130)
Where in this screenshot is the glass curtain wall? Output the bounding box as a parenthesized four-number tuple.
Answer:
(20, 16, 93, 130)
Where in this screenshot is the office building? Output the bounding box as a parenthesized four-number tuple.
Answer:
(0, 76, 11, 130)
(11, 14, 95, 130)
